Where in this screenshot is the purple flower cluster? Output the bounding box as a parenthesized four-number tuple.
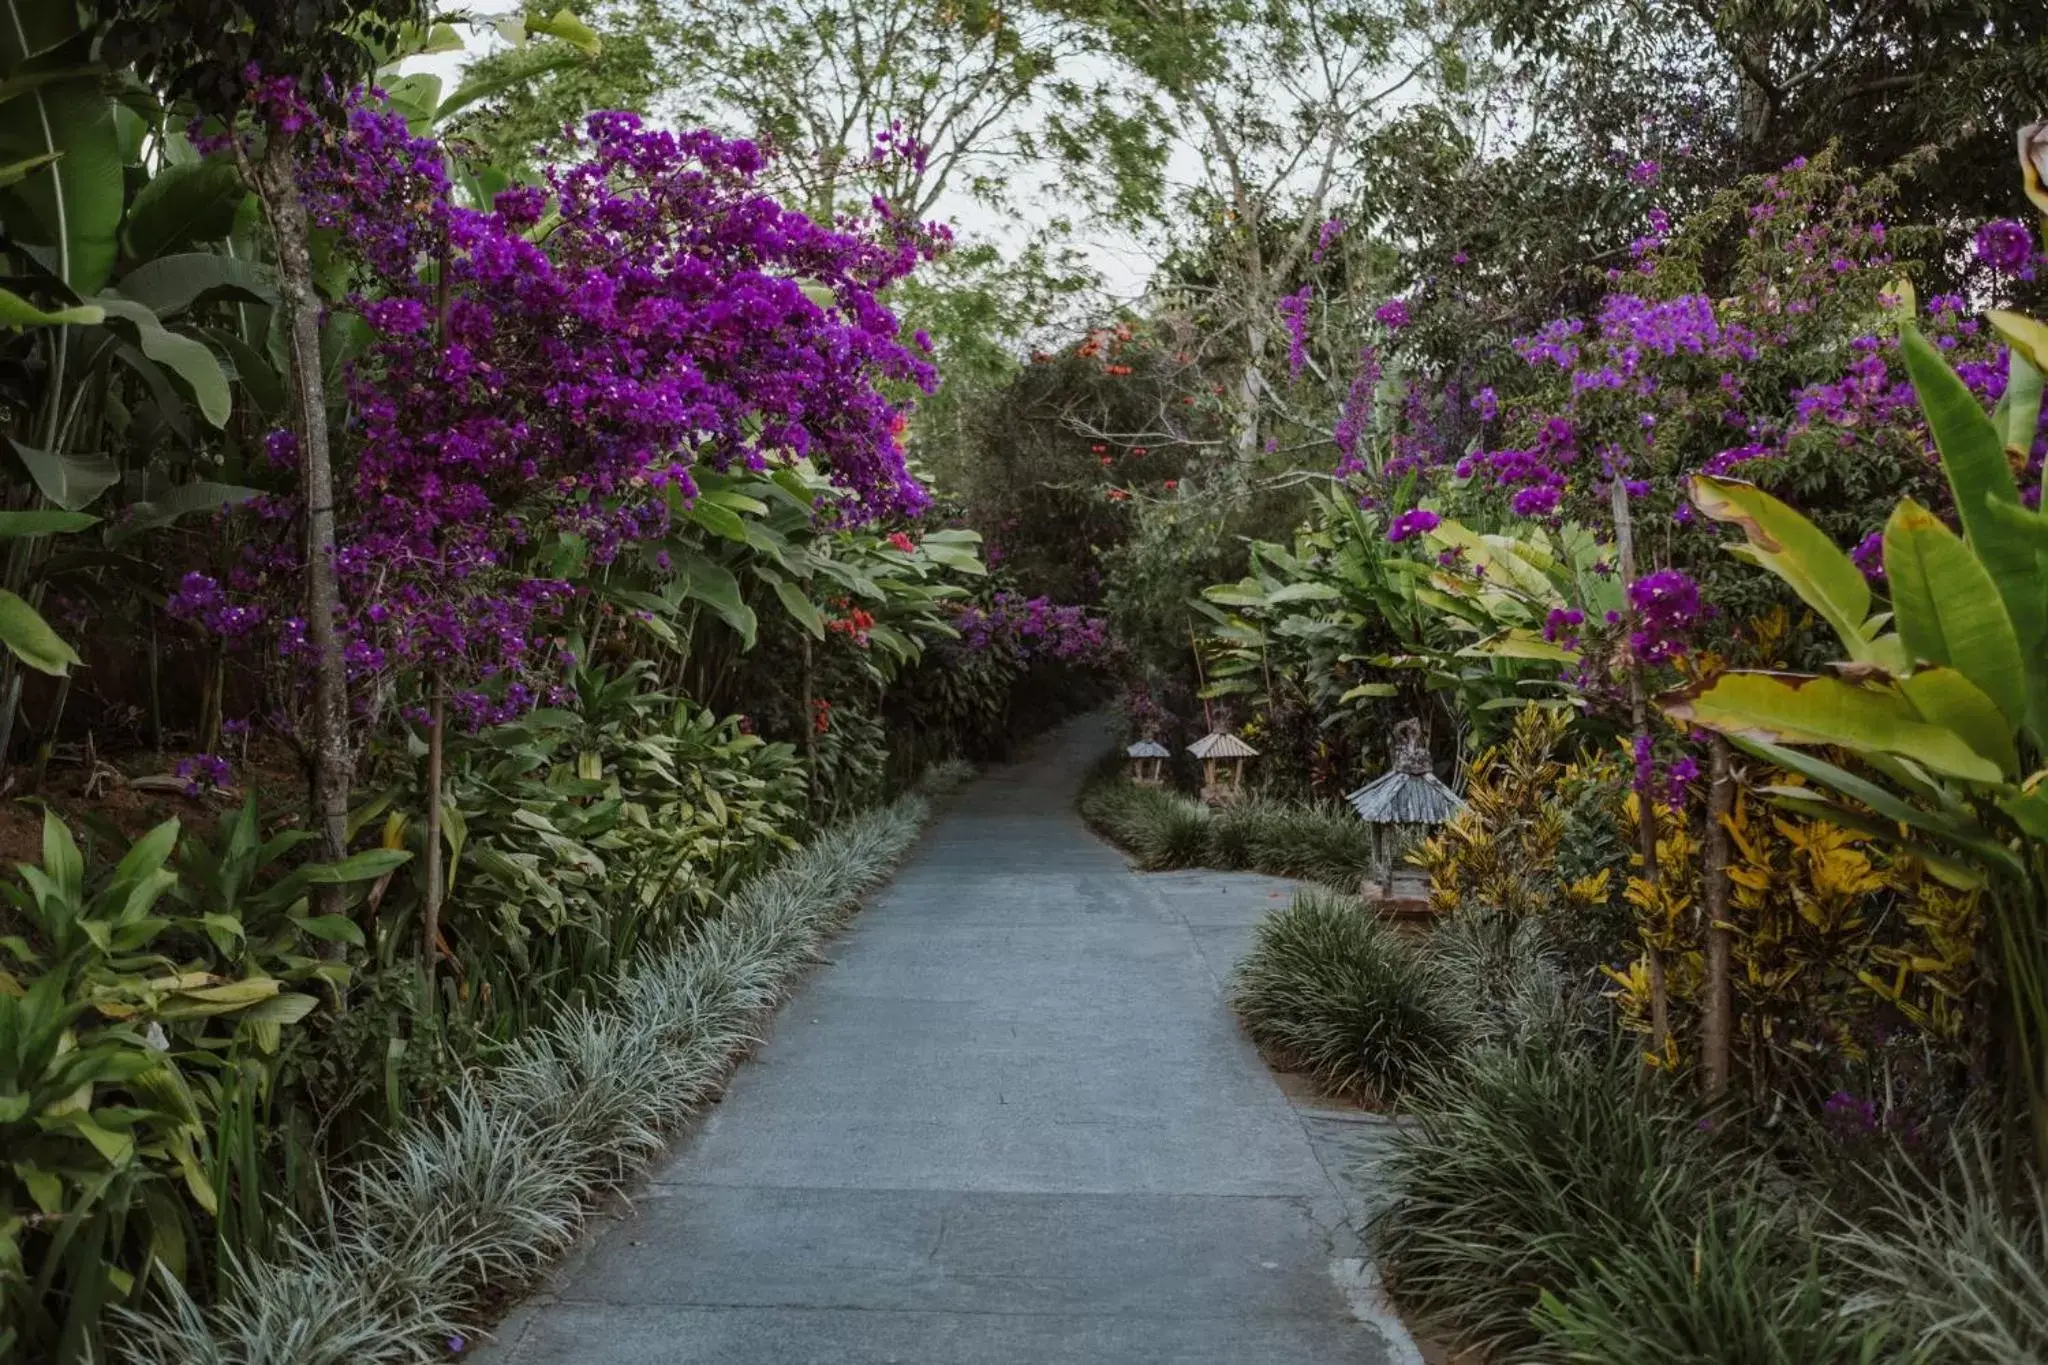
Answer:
(1625, 569, 1701, 664)
(1332, 347, 1382, 479)
(175, 753, 233, 797)
(1313, 218, 1345, 262)
(953, 591, 1108, 664)
(181, 84, 945, 724)
(1374, 298, 1412, 330)
(1277, 286, 1312, 381)
(1542, 607, 1584, 648)
(1386, 508, 1441, 543)
(1974, 218, 2039, 279)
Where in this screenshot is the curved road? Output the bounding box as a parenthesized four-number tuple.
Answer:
(483, 717, 1416, 1364)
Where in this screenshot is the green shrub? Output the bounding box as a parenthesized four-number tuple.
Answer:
(1833, 1141, 2048, 1362)
(1228, 891, 1456, 1101)
(1375, 1040, 1727, 1355)
(1531, 1195, 1897, 1364)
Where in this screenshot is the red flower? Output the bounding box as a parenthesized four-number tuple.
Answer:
(887, 531, 916, 553)
(1107, 487, 1130, 502)
(1163, 479, 1178, 490)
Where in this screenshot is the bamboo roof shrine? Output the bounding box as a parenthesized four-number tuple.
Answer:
(1346, 719, 1462, 911)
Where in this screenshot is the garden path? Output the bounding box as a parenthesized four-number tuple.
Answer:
(480, 717, 1419, 1364)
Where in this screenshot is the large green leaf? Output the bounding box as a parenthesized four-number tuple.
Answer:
(0, 75, 122, 293)
(0, 285, 100, 328)
(108, 480, 256, 544)
(438, 46, 586, 123)
(769, 575, 826, 639)
(114, 253, 274, 316)
(95, 296, 231, 427)
(1900, 324, 2048, 740)
(8, 440, 115, 509)
(119, 159, 247, 262)
(1729, 735, 2018, 875)
(1691, 474, 1873, 655)
(202, 326, 285, 416)
(1899, 667, 2020, 779)
(1883, 499, 2026, 725)
(0, 587, 78, 674)
(525, 7, 603, 55)
(0, 508, 93, 537)
(1662, 670, 2004, 784)
(675, 556, 756, 648)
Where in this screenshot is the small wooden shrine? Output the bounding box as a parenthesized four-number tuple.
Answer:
(1125, 738, 1170, 786)
(1345, 719, 1462, 911)
(1187, 730, 1258, 805)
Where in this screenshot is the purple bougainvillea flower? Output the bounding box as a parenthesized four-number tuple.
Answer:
(1975, 218, 2038, 277)
(1386, 508, 1441, 543)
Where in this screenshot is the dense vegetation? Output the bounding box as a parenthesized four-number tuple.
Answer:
(6, 0, 2048, 1358)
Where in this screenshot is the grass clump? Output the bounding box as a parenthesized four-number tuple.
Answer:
(1832, 1142, 2048, 1362)
(1228, 890, 1456, 1102)
(1425, 906, 1590, 1052)
(1081, 775, 1377, 884)
(1374, 1040, 1726, 1355)
(1079, 778, 1212, 869)
(1531, 1195, 1895, 1364)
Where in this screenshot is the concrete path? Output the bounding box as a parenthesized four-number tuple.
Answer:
(482, 718, 1417, 1365)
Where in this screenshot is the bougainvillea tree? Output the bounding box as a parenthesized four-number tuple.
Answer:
(179, 89, 944, 732)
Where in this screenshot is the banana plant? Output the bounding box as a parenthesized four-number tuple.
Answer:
(1664, 308, 2048, 1167)
(0, 0, 274, 776)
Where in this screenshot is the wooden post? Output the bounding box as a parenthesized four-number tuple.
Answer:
(421, 673, 446, 994)
(1612, 477, 1671, 1061)
(1701, 737, 1737, 1097)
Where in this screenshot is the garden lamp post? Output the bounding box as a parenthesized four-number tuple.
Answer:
(1188, 730, 1258, 805)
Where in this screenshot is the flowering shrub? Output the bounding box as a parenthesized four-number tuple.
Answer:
(953, 589, 1110, 664)
(180, 88, 944, 727)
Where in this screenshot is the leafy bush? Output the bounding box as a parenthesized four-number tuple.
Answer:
(1375, 1040, 1727, 1354)
(1532, 1195, 1895, 1364)
(1834, 1141, 2048, 1363)
(1229, 891, 1456, 1101)
(0, 806, 404, 1362)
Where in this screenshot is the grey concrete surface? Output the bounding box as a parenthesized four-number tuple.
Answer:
(481, 717, 1418, 1365)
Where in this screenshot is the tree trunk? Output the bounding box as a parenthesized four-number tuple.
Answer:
(1611, 479, 1670, 1060)
(251, 128, 354, 894)
(1700, 737, 1736, 1097)
(421, 673, 446, 994)
(800, 634, 818, 814)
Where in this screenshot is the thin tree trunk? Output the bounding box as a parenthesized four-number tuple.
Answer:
(246, 127, 354, 897)
(1700, 737, 1736, 1097)
(800, 634, 818, 813)
(421, 673, 446, 995)
(1612, 478, 1670, 1060)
